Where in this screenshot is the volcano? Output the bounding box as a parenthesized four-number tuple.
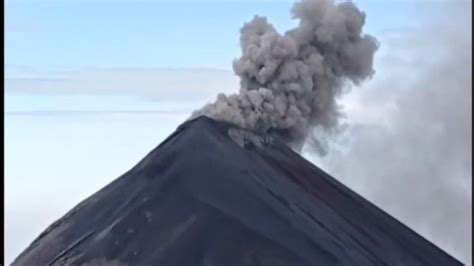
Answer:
(12, 116, 462, 266)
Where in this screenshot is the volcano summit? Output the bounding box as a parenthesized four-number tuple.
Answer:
(12, 117, 462, 266)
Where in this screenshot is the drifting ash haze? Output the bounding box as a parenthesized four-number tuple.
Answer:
(309, 1, 472, 264)
(192, 0, 378, 150)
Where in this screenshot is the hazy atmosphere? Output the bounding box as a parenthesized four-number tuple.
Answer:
(5, 0, 471, 265)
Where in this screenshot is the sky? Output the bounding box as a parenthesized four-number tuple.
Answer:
(5, 0, 472, 265)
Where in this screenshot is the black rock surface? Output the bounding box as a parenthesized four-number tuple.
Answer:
(12, 116, 462, 266)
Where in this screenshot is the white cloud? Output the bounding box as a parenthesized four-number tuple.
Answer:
(5, 66, 240, 103)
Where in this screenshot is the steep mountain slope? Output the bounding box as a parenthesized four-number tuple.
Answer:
(12, 116, 462, 266)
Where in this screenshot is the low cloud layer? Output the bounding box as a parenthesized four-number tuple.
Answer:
(307, 1, 471, 263)
(5, 67, 239, 102)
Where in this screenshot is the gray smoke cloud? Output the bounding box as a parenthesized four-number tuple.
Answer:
(192, 0, 378, 150)
(307, 1, 472, 263)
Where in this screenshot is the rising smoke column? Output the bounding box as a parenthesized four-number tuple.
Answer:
(192, 0, 378, 150)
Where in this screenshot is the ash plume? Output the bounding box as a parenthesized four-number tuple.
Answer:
(192, 0, 378, 150)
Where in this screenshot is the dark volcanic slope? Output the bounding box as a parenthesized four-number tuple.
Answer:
(12, 116, 462, 266)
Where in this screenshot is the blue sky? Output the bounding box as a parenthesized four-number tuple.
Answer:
(6, 0, 419, 69)
(5, 0, 471, 265)
(5, 0, 421, 115)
